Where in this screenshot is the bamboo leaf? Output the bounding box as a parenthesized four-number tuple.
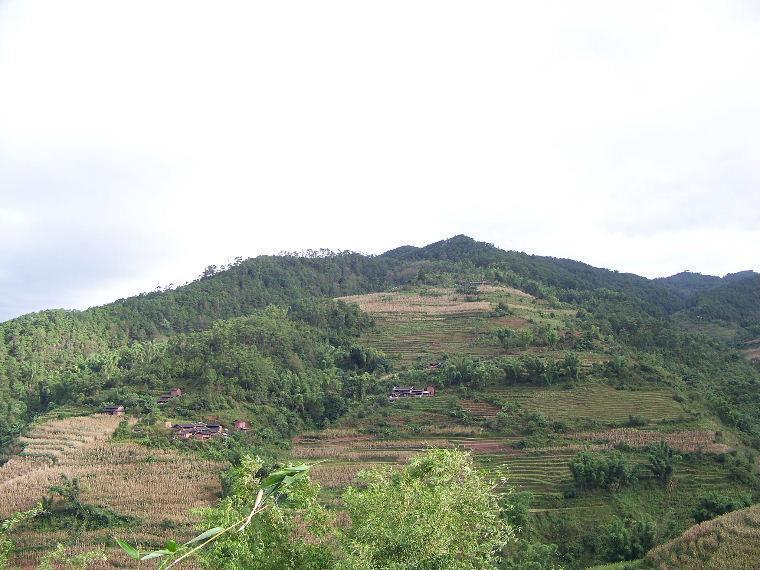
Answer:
(141, 549, 171, 560)
(183, 526, 225, 546)
(115, 538, 140, 559)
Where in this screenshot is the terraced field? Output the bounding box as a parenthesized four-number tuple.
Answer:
(0, 414, 224, 568)
(360, 313, 507, 364)
(480, 449, 576, 496)
(396, 384, 686, 425)
(646, 503, 760, 569)
(338, 285, 566, 365)
(483, 385, 686, 424)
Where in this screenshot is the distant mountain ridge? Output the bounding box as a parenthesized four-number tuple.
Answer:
(656, 269, 759, 297)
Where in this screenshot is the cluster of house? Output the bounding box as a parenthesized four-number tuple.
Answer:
(168, 419, 249, 440)
(389, 385, 436, 401)
(102, 388, 252, 441)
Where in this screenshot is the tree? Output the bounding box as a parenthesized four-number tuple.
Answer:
(517, 329, 534, 348)
(570, 451, 633, 491)
(646, 441, 680, 485)
(562, 353, 581, 381)
(338, 449, 514, 569)
(692, 491, 751, 522)
(600, 517, 655, 562)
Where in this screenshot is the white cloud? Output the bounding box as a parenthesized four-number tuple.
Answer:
(0, 0, 758, 319)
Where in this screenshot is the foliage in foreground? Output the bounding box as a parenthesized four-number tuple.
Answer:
(338, 449, 515, 570)
(116, 449, 517, 570)
(117, 459, 325, 569)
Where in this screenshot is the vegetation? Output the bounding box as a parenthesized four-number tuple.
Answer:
(692, 490, 752, 523)
(569, 451, 633, 492)
(340, 449, 514, 570)
(645, 441, 679, 486)
(2, 235, 760, 568)
(646, 503, 760, 569)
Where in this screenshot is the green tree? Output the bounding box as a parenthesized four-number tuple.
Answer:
(562, 353, 581, 381)
(196, 456, 334, 570)
(646, 441, 680, 485)
(600, 517, 655, 562)
(570, 451, 633, 492)
(692, 491, 752, 522)
(517, 329, 534, 348)
(339, 449, 514, 569)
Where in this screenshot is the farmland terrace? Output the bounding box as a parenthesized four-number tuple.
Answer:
(338, 285, 572, 365)
(0, 414, 223, 569)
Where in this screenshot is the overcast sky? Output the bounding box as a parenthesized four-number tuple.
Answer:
(1, 1, 758, 321)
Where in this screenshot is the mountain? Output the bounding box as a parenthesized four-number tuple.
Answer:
(656, 269, 758, 297)
(2, 235, 760, 569)
(2, 235, 760, 444)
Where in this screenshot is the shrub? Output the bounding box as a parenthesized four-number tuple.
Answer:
(570, 451, 633, 491)
(693, 491, 752, 522)
(600, 517, 655, 562)
(646, 441, 680, 485)
(339, 449, 514, 569)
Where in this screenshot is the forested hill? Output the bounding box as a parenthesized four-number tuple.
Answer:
(2, 235, 760, 448)
(656, 269, 758, 297)
(677, 274, 760, 327)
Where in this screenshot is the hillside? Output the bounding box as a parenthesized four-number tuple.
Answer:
(1, 414, 222, 569)
(645, 503, 760, 569)
(1, 235, 759, 568)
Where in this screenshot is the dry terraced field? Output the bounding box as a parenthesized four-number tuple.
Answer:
(337, 286, 568, 365)
(0, 415, 224, 568)
(646, 503, 760, 569)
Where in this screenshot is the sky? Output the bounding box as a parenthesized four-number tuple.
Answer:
(0, 1, 758, 321)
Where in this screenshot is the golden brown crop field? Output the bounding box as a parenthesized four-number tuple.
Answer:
(573, 428, 730, 454)
(0, 415, 224, 569)
(646, 503, 760, 569)
(337, 289, 494, 316)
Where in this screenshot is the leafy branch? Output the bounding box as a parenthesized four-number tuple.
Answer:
(115, 463, 315, 568)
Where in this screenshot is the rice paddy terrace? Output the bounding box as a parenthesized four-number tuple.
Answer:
(0, 414, 223, 568)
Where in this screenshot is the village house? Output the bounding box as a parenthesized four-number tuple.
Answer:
(234, 419, 250, 430)
(157, 387, 182, 405)
(103, 405, 125, 416)
(389, 385, 436, 400)
(170, 421, 227, 440)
